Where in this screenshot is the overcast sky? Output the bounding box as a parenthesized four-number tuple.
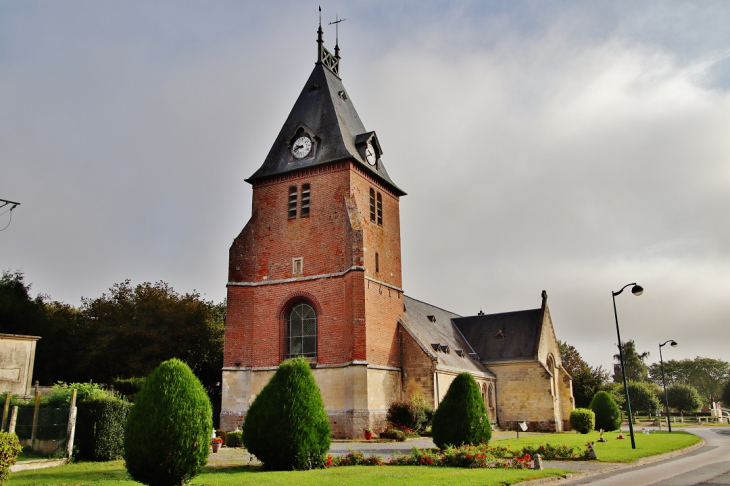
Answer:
(2, 1, 729, 373)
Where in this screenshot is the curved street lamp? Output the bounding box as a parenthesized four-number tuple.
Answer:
(659, 339, 678, 432)
(612, 283, 643, 449)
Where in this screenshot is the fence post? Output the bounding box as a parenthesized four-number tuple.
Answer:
(31, 392, 41, 451)
(8, 406, 17, 434)
(66, 389, 77, 459)
(2, 393, 10, 431)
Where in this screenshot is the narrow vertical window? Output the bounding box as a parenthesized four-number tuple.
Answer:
(293, 257, 303, 275)
(288, 186, 298, 219)
(300, 184, 310, 217)
(376, 193, 383, 225)
(369, 188, 376, 222)
(375, 252, 379, 273)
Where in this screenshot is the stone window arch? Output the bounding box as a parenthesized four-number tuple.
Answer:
(287, 301, 317, 359)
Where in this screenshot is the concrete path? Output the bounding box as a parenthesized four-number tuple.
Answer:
(558, 427, 730, 486)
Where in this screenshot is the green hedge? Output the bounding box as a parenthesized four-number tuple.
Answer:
(569, 408, 595, 434)
(76, 397, 132, 461)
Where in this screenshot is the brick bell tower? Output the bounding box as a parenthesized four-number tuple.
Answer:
(220, 20, 406, 437)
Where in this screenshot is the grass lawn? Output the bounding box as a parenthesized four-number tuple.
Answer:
(7, 430, 701, 485)
(7, 461, 572, 486)
(493, 430, 701, 463)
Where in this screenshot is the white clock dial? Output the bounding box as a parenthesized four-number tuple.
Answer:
(292, 136, 312, 159)
(365, 142, 377, 165)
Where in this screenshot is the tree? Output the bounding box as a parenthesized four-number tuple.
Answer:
(124, 359, 212, 486)
(589, 391, 622, 431)
(689, 358, 729, 405)
(613, 340, 650, 383)
(76, 280, 224, 408)
(242, 357, 331, 470)
(720, 380, 730, 408)
(558, 341, 610, 408)
(666, 384, 703, 417)
(648, 357, 729, 406)
(0, 270, 87, 384)
(431, 373, 491, 448)
(625, 381, 661, 420)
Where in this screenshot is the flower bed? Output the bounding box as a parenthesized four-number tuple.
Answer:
(326, 443, 589, 470)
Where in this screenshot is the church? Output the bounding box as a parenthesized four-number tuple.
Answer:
(221, 22, 574, 438)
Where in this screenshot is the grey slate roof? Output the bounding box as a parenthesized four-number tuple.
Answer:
(246, 63, 405, 196)
(401, 296, 494, 377)
(453, 309, 542, 362)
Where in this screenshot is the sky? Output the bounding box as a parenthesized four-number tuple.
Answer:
(2, 1, 729, 373)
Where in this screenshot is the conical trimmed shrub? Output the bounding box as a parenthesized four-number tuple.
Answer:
(242, 357, 331, 470)
(124, 359, 212, 486)
(590, 390, 622, 431)
(431, 373, 491, 448)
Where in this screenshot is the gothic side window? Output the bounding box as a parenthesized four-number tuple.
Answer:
(376, 192, 383, 225)
(300, 184, 310, 217)
(287, 302, 317, 358)
(288, 186, 298, 219)
(369, 188, 376, 222)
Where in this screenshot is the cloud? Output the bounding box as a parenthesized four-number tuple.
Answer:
(1, 1, 728, 371)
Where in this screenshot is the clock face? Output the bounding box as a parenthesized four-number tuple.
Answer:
(292, 136, 312, 159)
(365, 142, 377, 165)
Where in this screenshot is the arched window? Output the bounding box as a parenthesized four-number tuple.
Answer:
(287, 302, 317, 358)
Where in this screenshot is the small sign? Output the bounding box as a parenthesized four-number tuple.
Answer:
(519, 421, 528, 432)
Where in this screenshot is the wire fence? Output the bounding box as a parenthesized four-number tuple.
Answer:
(12, 405, 69, 441)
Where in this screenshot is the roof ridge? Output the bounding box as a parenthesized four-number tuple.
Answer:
(453, 307, 541, 320)
(403, 294, 462, 318)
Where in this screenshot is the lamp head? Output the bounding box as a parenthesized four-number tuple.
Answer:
(670, 340, 678, 348)
(631, 284, 644, 296)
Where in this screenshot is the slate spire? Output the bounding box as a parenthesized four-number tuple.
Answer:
(246, 17, 405, 196)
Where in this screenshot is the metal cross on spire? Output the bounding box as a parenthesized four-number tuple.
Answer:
(329, 13, 346, 60)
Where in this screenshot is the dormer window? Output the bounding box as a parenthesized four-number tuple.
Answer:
(427, 315, 436, 323)
(495, 330, 505, 339)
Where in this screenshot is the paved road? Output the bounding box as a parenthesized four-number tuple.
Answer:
(564, 427, 730, 486)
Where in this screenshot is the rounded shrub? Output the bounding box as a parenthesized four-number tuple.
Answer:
(0, 431, 22, 483)
(242, 357, 331, 470)
(590, 391, 622, 431)
(386, 393, 434, 435)
(569, 408, 595, 434)
(431, 373, 491, 448)
(225, 430, 243, 448)
(124, 359, 212, 486)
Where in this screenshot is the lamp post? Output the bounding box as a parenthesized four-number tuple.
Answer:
(659, 339, 678, 432)
(612, 282, 643, 450)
